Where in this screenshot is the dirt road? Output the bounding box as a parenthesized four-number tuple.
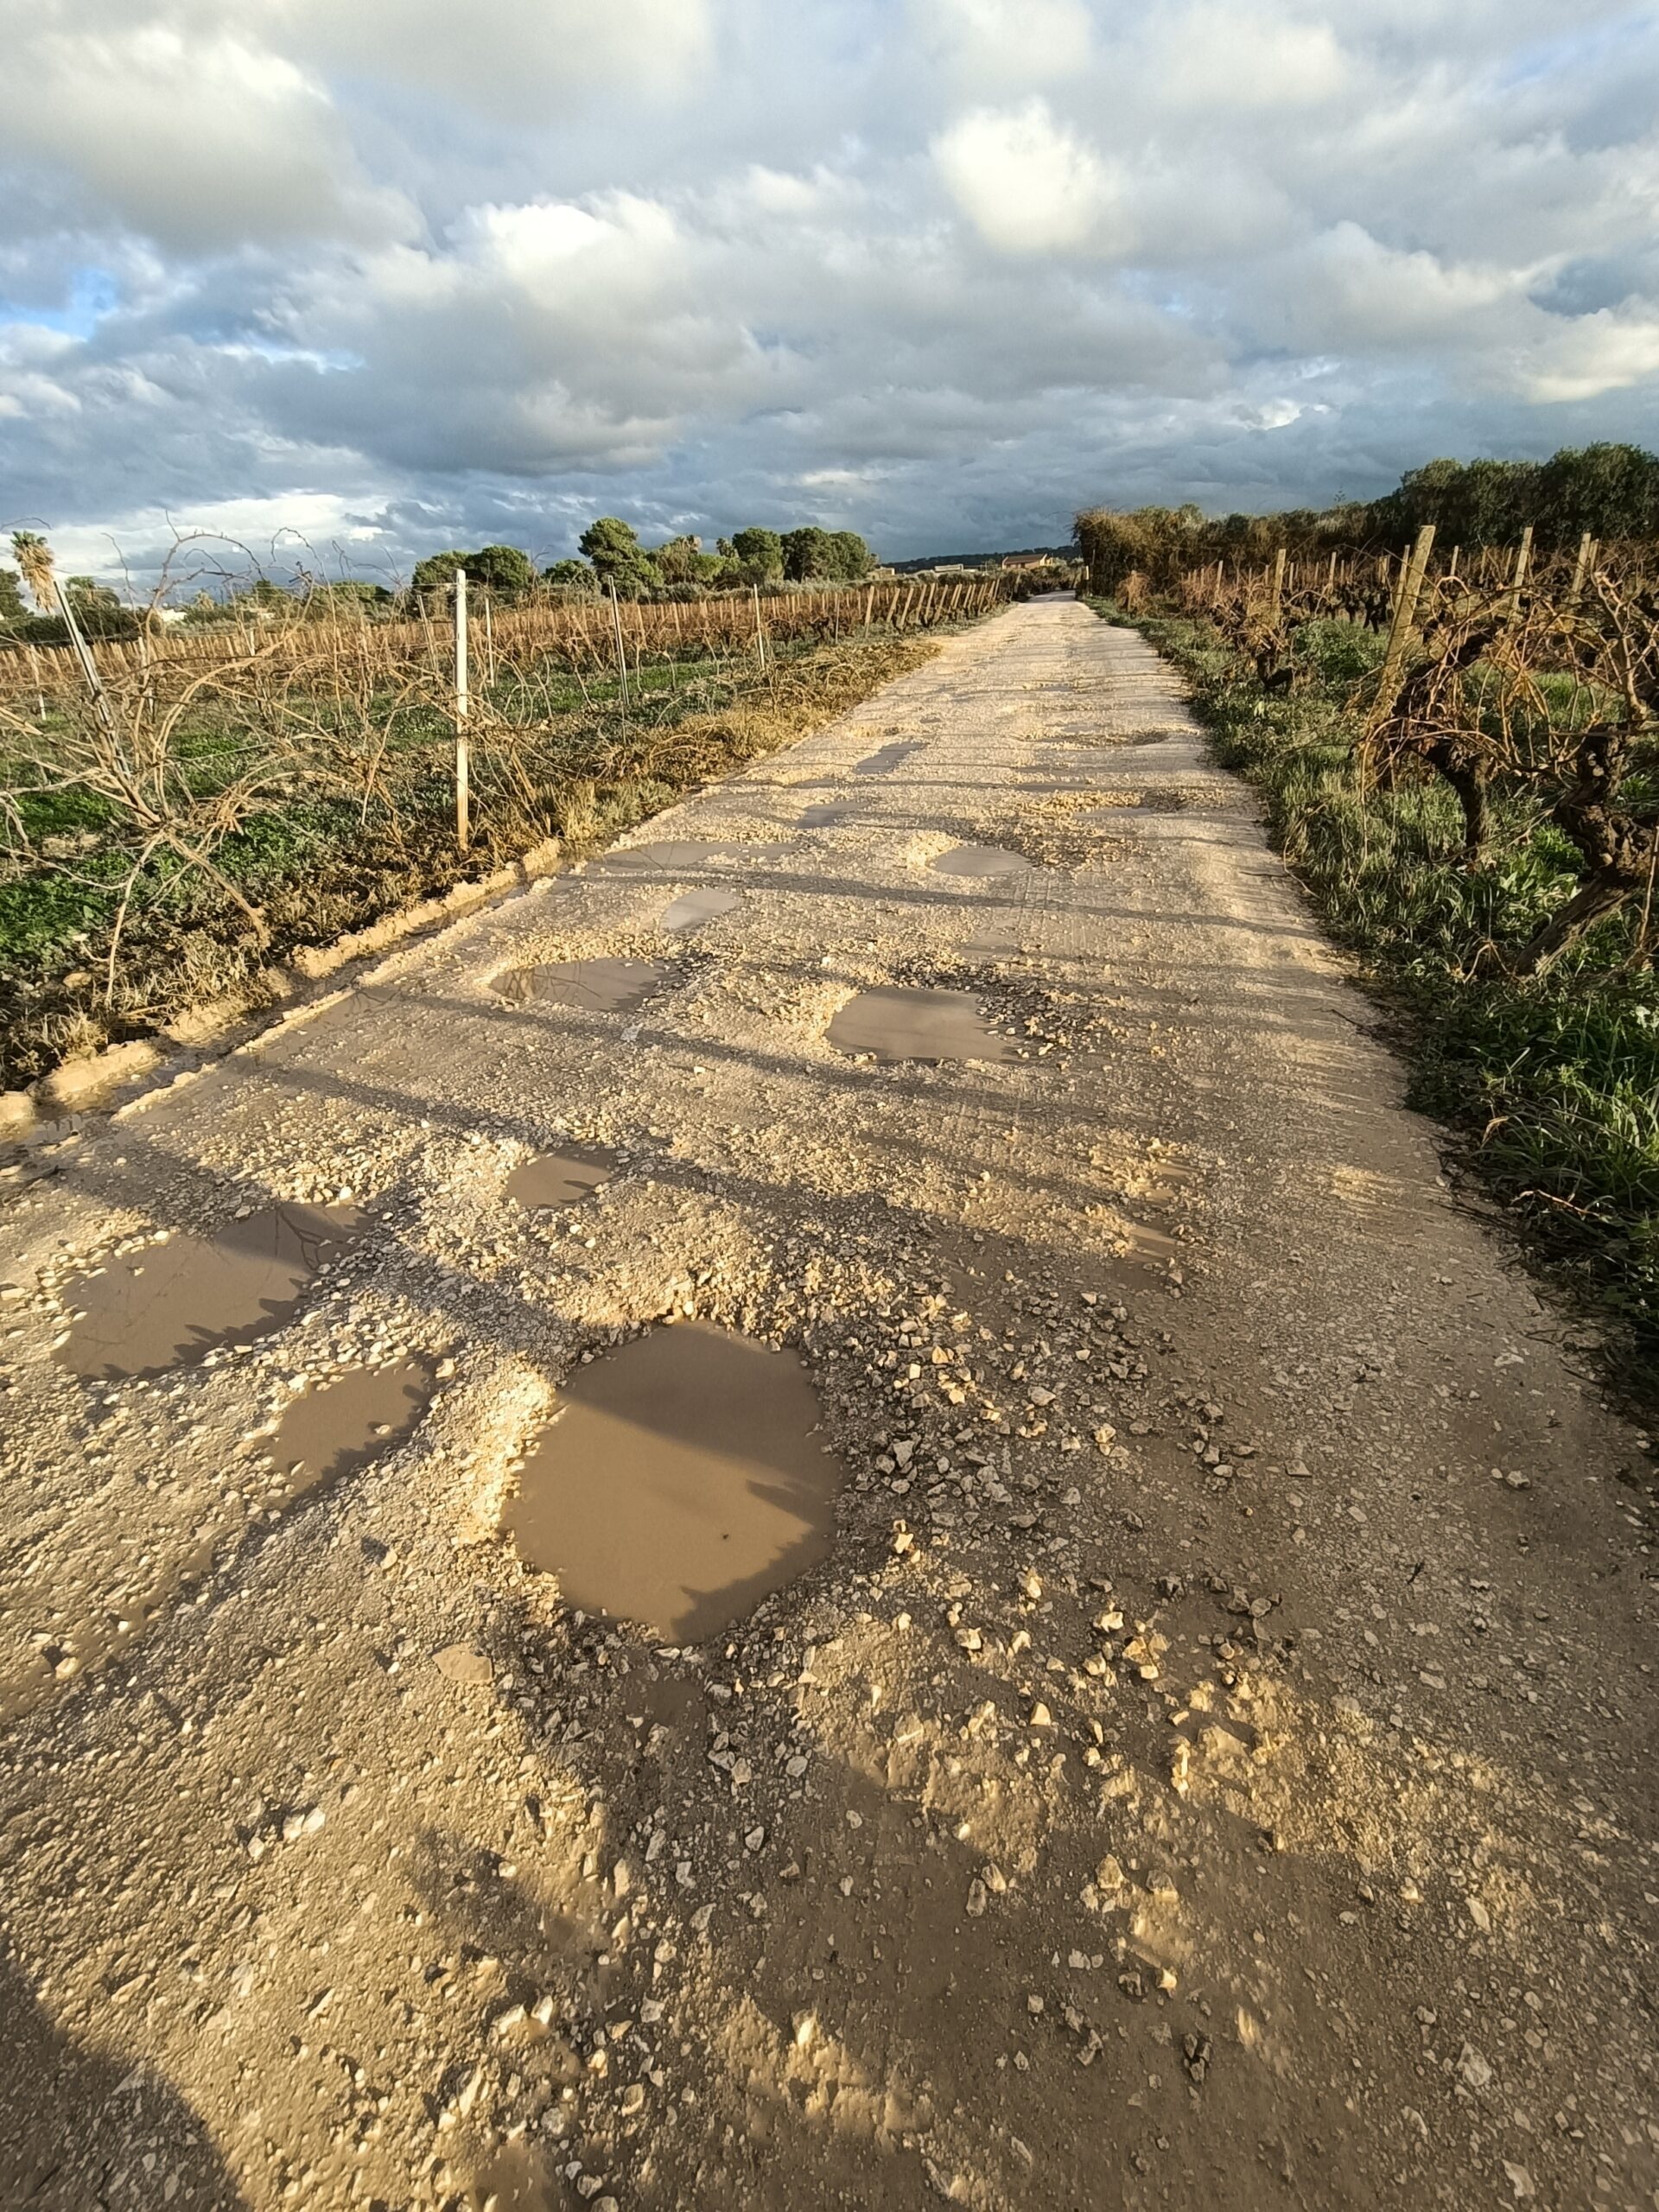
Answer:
(2, 599, 1655, 2211)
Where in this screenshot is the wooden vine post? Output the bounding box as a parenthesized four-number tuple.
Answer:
(1364, 522, 1436, 751)
(1506, 525, 1534, 622)
(1569, 531, 1594, 601)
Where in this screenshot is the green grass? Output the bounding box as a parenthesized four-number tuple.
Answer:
(1090, 597, 1659, 1398)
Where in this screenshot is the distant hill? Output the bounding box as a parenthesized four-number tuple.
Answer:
(887, 544, 1075, 574)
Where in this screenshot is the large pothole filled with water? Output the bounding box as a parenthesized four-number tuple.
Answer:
(504, 1322, 843, 1643)
(930, 843, 1033, 880)
(264, 1357, 436, 1497)
(493, 959, 666, 1014)
(597, 839, 789, 872)
(827, 987, 1015, 1065)
(659, 887, 741, 933)
(503, 1146, 618, 1209)
(60, 1205, 366, 1382)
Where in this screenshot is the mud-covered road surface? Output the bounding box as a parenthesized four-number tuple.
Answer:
(2, 599, 1655, 2210)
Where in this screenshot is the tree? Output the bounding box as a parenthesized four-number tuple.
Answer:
(464, 544, 536, 598)
(411, 549, 470, 595)
(578, 518, 659, 598)
(303, 580, 393, 618)
(543, 558, 595, 594)
(653, 533, 724, 589)
(1535, 443, 1659, 544)
(410, 544, 536, 599)
(781, 525, 833, 582)
(0, 567, 25, 626)
(11, 531, 57, 613)
(66, 575, 122, 613)
(826, 531, 874, 581)
(729, 526, 784, 583)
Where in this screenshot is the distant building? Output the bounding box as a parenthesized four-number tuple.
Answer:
(1001, 552, 1063, 571)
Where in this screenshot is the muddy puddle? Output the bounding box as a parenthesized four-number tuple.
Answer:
(855, 741, 918, 775)
(930, 843, 1033, 880)
(827, 987, 1015, 1065)
(600, 839, 787, 871)
(504, 1145, 618, 1208)
(61, 1205, 366, 1382)
(963, 928, 1020, 959)
(505, 1321, 843, 1643)
(660, 887, 740, 933)
(493, 959, 665, 1014)
(800, 799, 857, 827)
(265, 1357, 435, 1497)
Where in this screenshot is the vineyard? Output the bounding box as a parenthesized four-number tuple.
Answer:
(0, 573, 1009, 1097)
(1081, 520, 1659, 1376)
(0, 575, 996, 703)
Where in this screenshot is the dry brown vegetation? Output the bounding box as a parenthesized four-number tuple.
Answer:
(1, 576, 1007, 1096)
(1173, 543, 1659, 975)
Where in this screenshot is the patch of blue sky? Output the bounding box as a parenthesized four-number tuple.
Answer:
(0, 265, 118, 337)
(1494, 9, 1656, 91)
(214, 339, 365, 372)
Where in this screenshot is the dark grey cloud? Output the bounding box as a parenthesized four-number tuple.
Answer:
(2, 0, 1656, 579)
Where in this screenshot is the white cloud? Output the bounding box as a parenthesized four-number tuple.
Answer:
(276, 0, 714, 118)
(911, 0, 1094, 91)
(1510, 305, 1659, 403)
(931, 99, 1131, 256)
(0, 0, 1656, 573)
(1155, 4, 1348, 108)
(1285, 223, 1529, 349)
(0, 16, 394, 251)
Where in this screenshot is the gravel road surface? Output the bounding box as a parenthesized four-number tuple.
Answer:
(2, 598, 1655, 2211)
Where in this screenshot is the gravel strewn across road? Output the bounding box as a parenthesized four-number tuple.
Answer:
(2, 599, 1654, 2211)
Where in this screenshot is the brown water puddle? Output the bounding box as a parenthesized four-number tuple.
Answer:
(827, 988, 1015, 1065)
(855, 741, 918, 774)
(505, 1321, 843, 1643)
(660, 887, 740, 933)
(266, 1357, 436, 1497)
(493, 959, 666, 1014)
(930, 843, 1033, 879)
(963, 928, 1020, 959)
(469, 2142, 555, 2212)
(60, 1205, 366, 1382)
(600, 839, 787, 870)
(503, 1146, 618, 1208)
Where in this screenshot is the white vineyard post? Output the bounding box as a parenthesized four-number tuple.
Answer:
(454, 567, 470, 853)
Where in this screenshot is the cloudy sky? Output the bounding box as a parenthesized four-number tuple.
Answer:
(3, 0, 1657, 585)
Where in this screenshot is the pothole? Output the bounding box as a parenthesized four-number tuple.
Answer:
(827, 987, 1016, 1065)
(660, 887, 741, 933)
(60, 1205, 366, 1382)
(264, 1357, 436, 1497)
(930, 844, 1034, 880)
(855, 741, 918, 775)
(800, 800, 857, 827)
(503, 1147, 618, 1208)
(963, 929, 1020, 959)
(505, 1321, 844, 1643)
(597, 840, 728, 871)
(493, 959, 667, 1014)
(599, 840, 787, 870)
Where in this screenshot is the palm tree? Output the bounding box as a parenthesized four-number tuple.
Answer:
(12, 530, 58, 613)
(12, 529, 112, 726)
